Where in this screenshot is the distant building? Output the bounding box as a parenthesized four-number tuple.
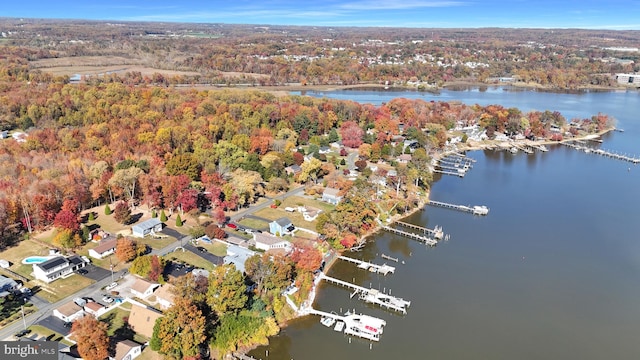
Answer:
(33, 255, 86, 283)
(322, 187, 343, 205)
(269, 217, 295, 236)
(615, 73, 640, 86)
(131, 218, 163, 238)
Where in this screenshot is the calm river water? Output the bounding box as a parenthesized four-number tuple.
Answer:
(250, 87, 640, 360)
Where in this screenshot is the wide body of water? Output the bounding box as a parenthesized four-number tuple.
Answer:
(250, 87, 640, 360)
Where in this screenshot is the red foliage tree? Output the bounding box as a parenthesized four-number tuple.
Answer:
(249, 128, 274, 155)
(54, 209, 80, 232)
(211, 207, 226, 225)
(290, 243, 323, 272)
(339, 121, 364, 148)
(292, 151, 304, 166)
(177, 188, 199, 213)
(148, 255, 163, 282)
(205, 224, 227, 239)
(340, 233, 358, 248)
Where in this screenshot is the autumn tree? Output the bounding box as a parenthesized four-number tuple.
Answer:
(339, 121, 364, 148)
(54, 209, 79, 232)
(109, 167, 143, 203)
(150, 298, 207, 359)
(206, 264, 247, 315)
(113, 201, 132, 224)
(205, 223, 227, 239)
(290, 243, 323, 272)
(170, 272, 209, 306)
(245, 253, 292, 297)
(71, 315, 109, 360)
(53, 229, 83, 250)
(115, 237, 145, 262)
(166, 153, 202, 181)
(130, 255, 165, 281)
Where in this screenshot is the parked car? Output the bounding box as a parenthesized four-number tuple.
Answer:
(270, 204, 278, 208)
(226, 223, 238, 230)
(105, 282, 118, 291)
(197, 247, 207, 253)
(76, 268, 88, 275)
(15, 329, 30, 337)
(244, 228, 255, 234)
(102, 296, 114, 304)
(63, 322, 72, 328)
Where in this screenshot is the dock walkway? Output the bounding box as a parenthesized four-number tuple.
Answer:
(394, 221, 444, 239)
(338, 256, 395, 275)
(381, 225, 438, 246)
(319, 273, 411, 314)
(427, 200, 489, 215)
(561, 142, 640, 164)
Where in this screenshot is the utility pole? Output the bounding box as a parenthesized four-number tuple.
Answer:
(21, 304, 26, 330)
(109, 258, 114, 283)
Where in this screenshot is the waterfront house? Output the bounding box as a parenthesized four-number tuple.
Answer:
(33, 255, 87, 283)
(322, 187, 343, 205)
(110, 340, 143, 360)
(153, 283, 175, 310)
(253, 233, 292, 253)
(131, 218, 163, 238)
(128, 304, 163, 338)
(88, 237, 117, 259)
(130, 277, 159, 299)
(53, 301, 85, 322)
(269, 217, 295, 236)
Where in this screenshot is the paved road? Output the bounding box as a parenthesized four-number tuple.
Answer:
(0, 187, 304, 340)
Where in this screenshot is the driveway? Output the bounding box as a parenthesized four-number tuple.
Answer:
(184, 243, 224, 265)
(36, 316, 70, 337)
(160, 227, 183, 239)
(163, 260, 194, 279)
(79, 264, 111, 282)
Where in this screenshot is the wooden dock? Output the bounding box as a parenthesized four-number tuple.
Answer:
(394, 221, 444, 239)
(319, 274, 410, 314)
(427, 200, 489, 215)
(338, 256, 395, 275)
(381, 254, 398, 262)
(382, 225, 438, 246)
(562, 142, 640, 164)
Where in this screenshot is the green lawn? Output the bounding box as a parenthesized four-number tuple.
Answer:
(137, 236, 175, 250)
(99, 306, 131, 336)
(164, 251, 215, 271)
(237, 218, 269, 231)
(35, 275, 95, 303)
(202, 241, 228, 256)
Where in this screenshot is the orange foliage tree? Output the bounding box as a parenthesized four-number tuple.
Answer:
(71, 315, 109, 360)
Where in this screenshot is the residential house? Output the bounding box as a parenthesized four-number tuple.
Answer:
(130, 277, 159, 299)
(128, 304, 163, 339)
(88, 237, 117, 259)
(131, 218, 163, 238)
(269, 217, 295, 236)
(0, 275, 18, 297)
(397, 154, 412, 164)
(253, 233, 292, 253)
(153, 283, 175, 310)
(33, 255, 87, 283)
(83, 302, 106, 317)
(284, 164, 302, 176)
(224, 244, 256, 273)
(111, 340, 143, 360)
(300, 206, 321, 221)
(53, 301, 85, 322)
(322, 187, 343, 205)
(318, 146, 331, 154)
(0, 130, 8, 139)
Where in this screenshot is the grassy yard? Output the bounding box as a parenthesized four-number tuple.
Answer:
(202, 241, 227, 256)
(137, 236, 176, 250)
(136, 347, 163, 360)
(256, 195, 334, 231)
(35, 275, 95, 303)
(164, 251, 215, 271)
(0, 302, 37, 328)
(282, 195, 335, 212)
(99, 306, 131, 336)
(28, 325, 74, 345)
(237, 218, 269, 231)
(0, 238, 54, 276)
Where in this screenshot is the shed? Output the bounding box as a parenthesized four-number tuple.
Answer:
(131, 218, 163, 238)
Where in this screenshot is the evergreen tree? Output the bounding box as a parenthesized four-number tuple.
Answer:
(88, 212, 95, 221)
(175, 214, 183, 227)
(151, 209, 157, 218)
(104, 204, 111, 215)
(160, 209, 168, 222)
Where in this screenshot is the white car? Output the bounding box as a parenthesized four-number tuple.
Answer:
(105, 282, 118, 291)
(102, 296, 114, 304)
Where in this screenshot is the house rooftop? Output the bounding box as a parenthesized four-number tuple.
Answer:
(56, 301, 83, 317)
(254, 233, 287, 246)
(36, 256, 68, 271)
(273, 217, 292, 227)
(132, 218, 162, 231)
(114, 340, 142, 360)
(92, 237, 117, 254)
(128, 304, 163, 339)
(84, 302, 104, 312)
(153, 283, 175, 304)
(130, 277, 158, 295)
(323, 187, 341, 196)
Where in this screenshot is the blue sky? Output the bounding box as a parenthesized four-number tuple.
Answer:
(3, 0, 640, 29)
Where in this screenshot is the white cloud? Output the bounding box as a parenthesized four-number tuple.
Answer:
(339, 0, 467, 10)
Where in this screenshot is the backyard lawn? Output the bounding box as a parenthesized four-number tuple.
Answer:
(237, 218, 269, 231)
(201, 241, 228, 257)
(164, 251, 215, 271)
(35, 275, 95, 303)
(28, 325, 74, 345)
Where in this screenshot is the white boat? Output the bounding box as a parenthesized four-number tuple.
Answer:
(472, 205, 489, 215)
(510, 147, 519, 154)
(320, 316, 336, 327)
(334, 321, 345, 332)
(343, 312, 386, 342)
(539, 145, 548, 152)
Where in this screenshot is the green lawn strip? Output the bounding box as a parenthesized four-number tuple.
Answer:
(237, 218, 269, 231)
(201, 242, 227, 256)
(164, 251, 215, 271)
(252, 208, 285, 221)
(35, 275, 95, 303)
(282, 195, 335, 212)
(137, 236, 175, 250)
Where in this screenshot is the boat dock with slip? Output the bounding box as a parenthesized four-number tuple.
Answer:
(561, 142, 640, 164)
(381, 225, 438, 246)
(319, 273, 411, 314)
(338, 256, 395, 275)
(427, 200, 489, 215)
(394, 221, 444, 239)
(304, 307, 387, 342)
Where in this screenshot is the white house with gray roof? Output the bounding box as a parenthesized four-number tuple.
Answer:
(33, 255, 86, 283)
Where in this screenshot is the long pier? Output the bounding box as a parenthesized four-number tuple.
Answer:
(562, 142, 640, 164)
(427, 200, 489, 215)
(394, 221, 444, 239)
(432, 168, 466, 177)
(319, 274, 411, 314)
(382, 225, 438, 246)
(338, 256, 395, 275)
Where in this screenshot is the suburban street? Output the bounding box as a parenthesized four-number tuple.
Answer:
(0, 184, 307, 340)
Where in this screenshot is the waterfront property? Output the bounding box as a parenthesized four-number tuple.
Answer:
(253, 233, 293, 253)
(32, 255, 87, 283)
(131, 218, 163, 238)
(224, 244, 256, 273)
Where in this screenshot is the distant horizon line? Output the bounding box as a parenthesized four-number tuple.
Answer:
(1, 16, 639, 32)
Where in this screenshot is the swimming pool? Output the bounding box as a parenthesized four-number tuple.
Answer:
(22, 256, 55, 264)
